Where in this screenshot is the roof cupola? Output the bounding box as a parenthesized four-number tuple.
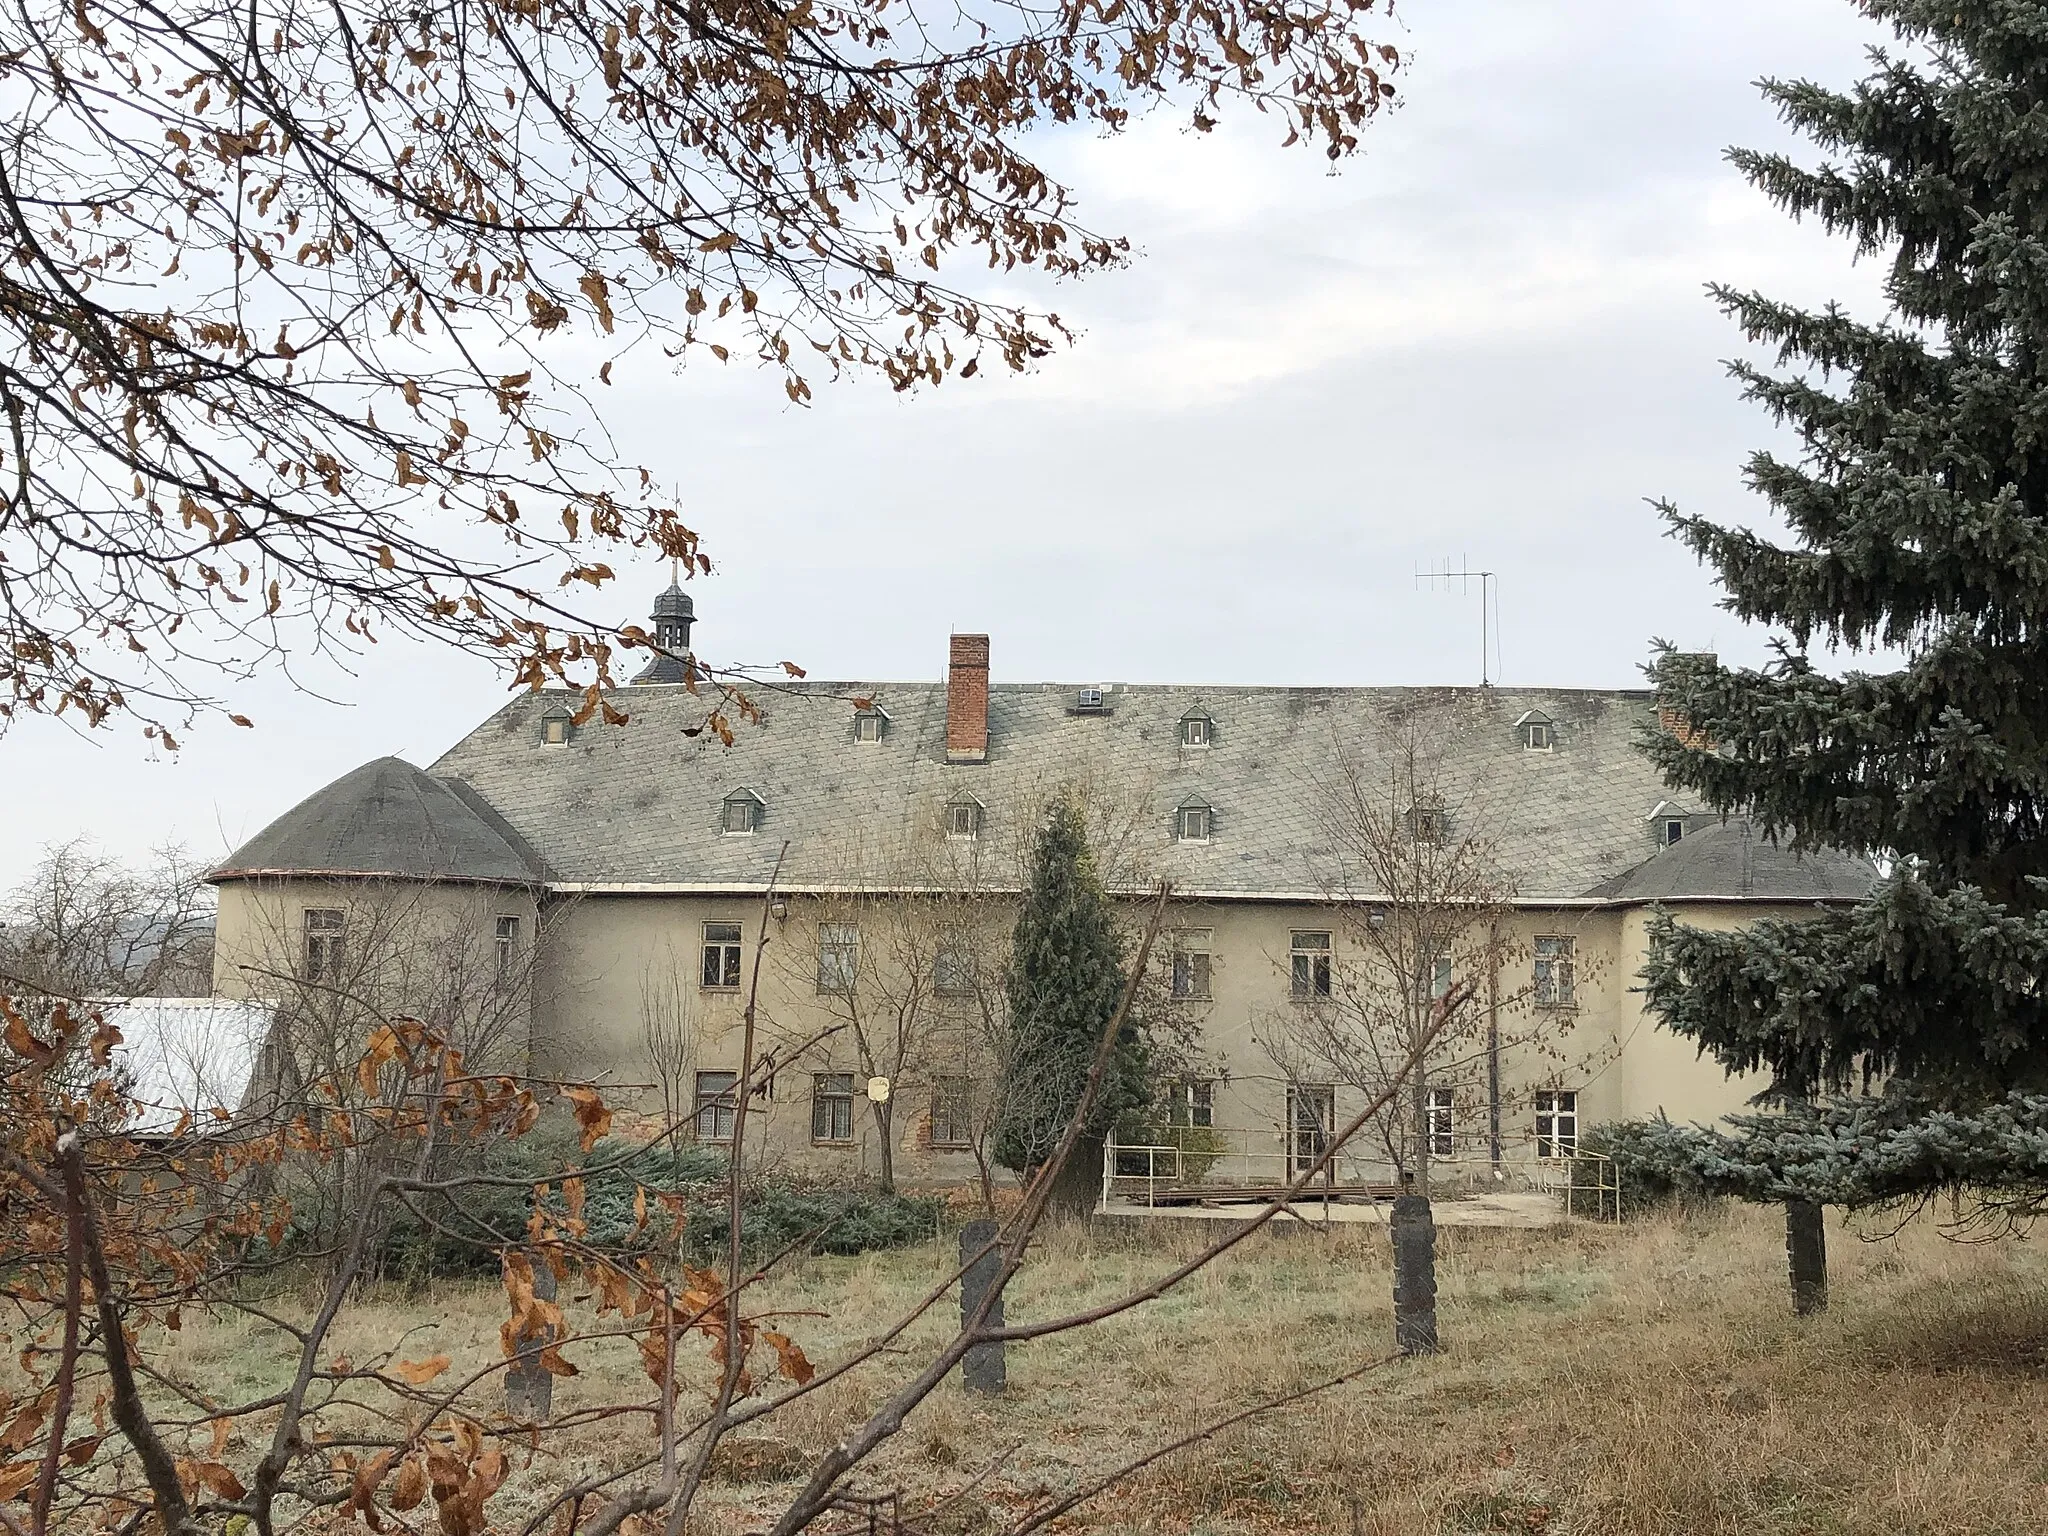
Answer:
(632, 579, 696, 685)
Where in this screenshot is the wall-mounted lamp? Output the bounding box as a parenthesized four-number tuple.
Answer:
(769, 898, 788, 922)
(1367, 904, 1389, 930)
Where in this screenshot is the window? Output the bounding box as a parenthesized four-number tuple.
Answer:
(495, 915, 520, 979)
(540, 711, 573, 746)
(1426, 1087, 1455, 1157)
(1521, 720, 1552, 751)
(1180, 714, 1212, 747)
(701, 922, 743, 990)
(1176, 802, 1212, 843)
(722, 792, 761, 835)
(1286, 1084, 1334, 1176)
(811, 1073, 855, 1143)
(303, 909, 345, 981)
(1662, 817, 1685, 847)
(1407, 805, 1444, 843)
(1167, 1078, 1214, 1129)
(817, 923, 860, 993)
(694, 1071, 738, 1142)
(1533, 936, 1575, 1007)
(930, 1077, 974, 1149)
(1416, 951, 1452, 1004)
(946, 799, 982, 839)
(1289, 931, 1332, 999)
(1170, 930, 1212, 1000)
(1535, 1089, 1578, 1159)
(1077, 686, 1104, 711)
(854, 709, 885, 743)
(934, 941, 975, 997)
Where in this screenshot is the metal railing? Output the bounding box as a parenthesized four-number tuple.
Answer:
(1100, 1128, 1623, 1220)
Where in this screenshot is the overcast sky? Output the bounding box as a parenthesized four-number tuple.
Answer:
(3, 0, 1893, 881)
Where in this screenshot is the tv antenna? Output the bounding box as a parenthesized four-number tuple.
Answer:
(1416, 558, 1499, 685)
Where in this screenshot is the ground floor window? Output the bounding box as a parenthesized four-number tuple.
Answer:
(812, 1073, 856, 1143)
(1285, 1083, 1334, 1176)
(1426, 1086, 1455, 1158)
(1167, 1078, 1215, 1129)
(930, 1077, 974, 1149)
(694, 1071, 738, 1142)
(1534, 1089, 1578, 1159)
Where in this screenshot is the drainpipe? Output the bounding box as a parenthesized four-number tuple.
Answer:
(1487, 919, 1502, 1171)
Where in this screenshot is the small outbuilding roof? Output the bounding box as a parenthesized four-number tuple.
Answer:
(210, 757, 545, 885)
(1583, 818, 1876, 904)
(98, 996, 274, 1135)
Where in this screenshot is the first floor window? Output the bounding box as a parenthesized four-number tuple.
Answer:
(818, 923, 860, 993)
(1170, 931, 1213, 1000)
(1290, 931, 1332, 999)
(934, 941, 974, 996)
(1417, 950, 1452, 1004)
(1535, 1089, 1578, 1159)
(495, 915, 520, 979)
(702, 921, 743, 990)
(694, 1071, 738, 1142)
(1167, 1078, 1214, 1129)
(1426, 1086, 1455, 1158)
(931, 1077, 974, 1149)
(1533, 936, 1575, 1007)
(812, 1073, 855, 1142)
(303, 908, 345, 981)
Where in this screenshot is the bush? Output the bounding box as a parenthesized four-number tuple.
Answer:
(1575, 1116, 1723, 1218)
(283, 1128, 944, 1283)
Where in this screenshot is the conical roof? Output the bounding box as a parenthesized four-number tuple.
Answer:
(211, 758, 543, 885)
(1582, 817, 1875, 903)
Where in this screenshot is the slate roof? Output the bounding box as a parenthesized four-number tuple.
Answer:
(417, 678, 1878, 905)
(212, 757, 545, 885)
(1584, 816, 1875, 903)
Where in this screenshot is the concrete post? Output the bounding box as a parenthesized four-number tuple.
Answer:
(1390, 1194, 1441, 1355)
(959, 1218, 1006, 1394)
(1786, 1199, 1827, 1316)
(504, 1251, 558, 1422)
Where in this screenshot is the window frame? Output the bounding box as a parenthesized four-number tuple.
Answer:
(1425, 1086, 1455, 1158)
(811, 1073, 856, 1143)
(1175, 803, 1212, 843)
(817, 922, 861, 994)
(540, 712, 573, 746)
(933, 941, 975, 997)
(1533, 935, 1576, 1008)
(1407, 805, 1445, 844)
(722, 793, 761, 836)
(303, 908, 345, 982)
(1169, 929, 1213, 1001)
(1077, 685, 1105, 711)
(853, 710, 885, 743)
(693, 1070, 739, 1143)
(1662, 817, 1685, 847)
(930, 1076, 975, 1149)
(945, 799, 982, 839)
(494, 914, 520, 979)
(1520, 719, 1553, 751)
(1534, 1089, 1579, 1159)
(1180, 714, 1212, 748)
(1285, 1083, 1336, 1176)
(1289, 930, 1332, 1000)
(701, 921, 744, 991)
(1168, 1078, 1215, 1129)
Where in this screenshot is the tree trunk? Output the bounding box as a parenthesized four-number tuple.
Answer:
(1390, 1193, 1440, 1354)
(958, 1219, 1006, 1394)
(1786, 1199, 1827, 1316)
(1041, 1134, 1102, 1221)
(871, 1098, 896, 1195)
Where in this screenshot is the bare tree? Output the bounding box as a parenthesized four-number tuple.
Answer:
(0, 838, 215, 1007)
(640, 938, 697, 1130)
(0, 0, 1400, 742)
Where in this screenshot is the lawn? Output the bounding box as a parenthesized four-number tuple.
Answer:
(154, 1201, 2048, 1535)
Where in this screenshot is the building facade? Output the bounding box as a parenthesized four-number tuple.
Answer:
(208, 591, 1875, 1190)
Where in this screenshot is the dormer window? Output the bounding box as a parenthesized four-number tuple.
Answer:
(1077, 686, 1105, 712)
(1180, 710, 1214, 748)
(1663, 817, 1685, 847)
(946, 794, 984, 840)
(540, 708, 574, 746)
(1406, 805, 1444, 844)
(722, 789, 764, 835)
(1175, 799, 1213, 843)
(1515, 711, 1554, 752)
(853, 706, 889, 743)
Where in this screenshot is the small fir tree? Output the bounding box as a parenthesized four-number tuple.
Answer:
(995, 796, 1147, 1185)
(1644, 1, 2048, 1234)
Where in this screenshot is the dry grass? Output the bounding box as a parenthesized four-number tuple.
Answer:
(151, 1203, 2048, 1534)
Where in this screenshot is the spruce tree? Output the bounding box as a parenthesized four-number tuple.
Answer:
(1643, 2, 2048, 1224)
(995, 796, 1147, 1192)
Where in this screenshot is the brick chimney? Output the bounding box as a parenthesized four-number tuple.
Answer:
(946, 634, 990, 764)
